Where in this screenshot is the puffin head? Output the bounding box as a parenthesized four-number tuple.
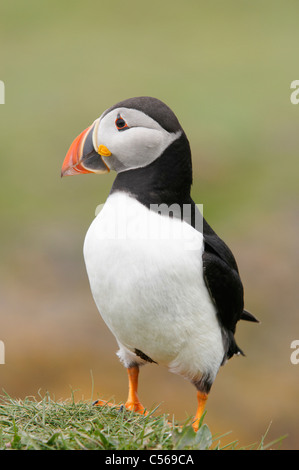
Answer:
(61, 97, 185, 177)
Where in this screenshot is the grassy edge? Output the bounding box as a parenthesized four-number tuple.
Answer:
(0, 392, 286, 450)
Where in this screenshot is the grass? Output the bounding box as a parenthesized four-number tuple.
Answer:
(0, 392, 285, 450)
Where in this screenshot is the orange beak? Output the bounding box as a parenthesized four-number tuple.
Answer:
(61, 122, 111, 177)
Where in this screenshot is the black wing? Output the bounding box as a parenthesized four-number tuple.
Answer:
(191, 203, 258, 359)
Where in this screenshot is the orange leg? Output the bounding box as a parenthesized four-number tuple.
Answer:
(192, 390, 208, 432)
(125, 365, 146, 414)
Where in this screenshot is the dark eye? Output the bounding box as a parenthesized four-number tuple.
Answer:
(115, 115, 129, 131)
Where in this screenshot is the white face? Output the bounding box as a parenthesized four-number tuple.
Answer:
(92, 107, 182, 173)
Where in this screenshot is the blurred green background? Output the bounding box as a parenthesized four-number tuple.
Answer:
(1, 0, 299, 449)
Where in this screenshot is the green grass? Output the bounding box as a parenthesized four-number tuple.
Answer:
(0, 393, 284, 450)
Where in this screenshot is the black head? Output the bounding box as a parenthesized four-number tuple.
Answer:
(102, 96, 182, 134)
(62, 96, 193, 206)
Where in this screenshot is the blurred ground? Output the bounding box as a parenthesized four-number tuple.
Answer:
(1, 0, 299, 449)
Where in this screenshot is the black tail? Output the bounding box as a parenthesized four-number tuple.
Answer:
(225, 330, 245, 360)
(241, 309, 260, 323)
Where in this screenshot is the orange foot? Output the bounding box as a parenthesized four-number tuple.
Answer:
(93, 398, 147, 415)
(92, 399, 118, 408)
(125, 399, 147, 415)
(93, 366, 148, 416)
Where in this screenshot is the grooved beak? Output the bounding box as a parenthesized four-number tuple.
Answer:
(61, 122, 110, 177)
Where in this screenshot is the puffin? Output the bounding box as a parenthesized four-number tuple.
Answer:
(61, 96, 258, 431)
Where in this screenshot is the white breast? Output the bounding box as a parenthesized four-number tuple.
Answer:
(83, 192, 224, 383)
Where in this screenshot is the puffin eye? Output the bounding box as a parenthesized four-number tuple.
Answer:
(115, 115, 129, 131)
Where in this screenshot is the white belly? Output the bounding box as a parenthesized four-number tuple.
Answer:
(83, 192, 224, 382)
